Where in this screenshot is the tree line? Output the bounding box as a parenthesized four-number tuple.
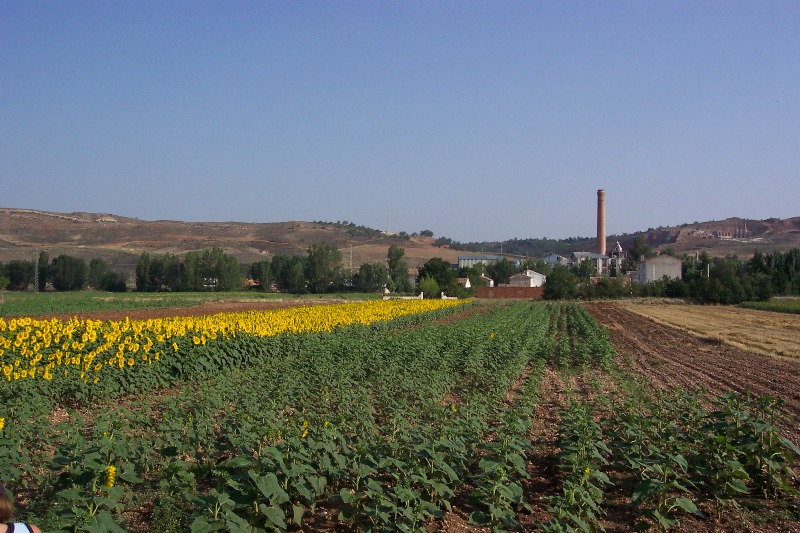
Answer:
(4, 244, 799, 305)
(540, 248, 800, 304)
(0, 245, 417, 295)
(0, 252, 127, 292)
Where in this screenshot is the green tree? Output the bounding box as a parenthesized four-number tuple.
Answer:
(50, 254, 87, 291)
(136, 253, 152, 291)
(271, 255, 307, 293)
(249, 259, 273, 291)
(218, 254, 241, 291)
(181, 251, 201, 291)
(486, 258, 518, 285)
(418, 275, 440, 299)
(354, 262, 388, 293)
(99, 271, 127, 292)
(543, 265, 578, 300)
(198, 247, 240, 291)
(0, 261, 8, 290)
(37, 251, 49, 291)
(630, 236, 652, 262)
(387, 245, 412, 293)
(306, 244, 344, 293)
(287, 259, 307, 293)
(518, 258, 551, 276)
(6, 260, 34, 291)
(88, 258, 109, 289)
(417, 257, 457, 295)
(573, 258, 596, 281)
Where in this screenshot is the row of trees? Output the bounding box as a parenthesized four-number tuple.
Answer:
(0, 252, 127, 292)
(133, 244, 417, 295)
(246, 244, 415, 294)
(540, 249, 800, 304)
(0, 245, 417, 295)
(135, 248, 240, 292)
(6, 243, 799, 304)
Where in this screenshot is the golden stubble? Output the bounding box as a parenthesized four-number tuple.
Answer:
(620, 302, 800, 361)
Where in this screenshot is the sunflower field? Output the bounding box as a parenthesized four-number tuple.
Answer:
(0, 299, 797, 532)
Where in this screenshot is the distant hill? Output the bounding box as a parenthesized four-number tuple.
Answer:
(448, 217, 800, 260)
(613, 217, 800, 258)
(0, 208, 462, 277)
(1, 208, 799, 280)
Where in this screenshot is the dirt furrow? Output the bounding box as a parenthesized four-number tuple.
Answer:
(585, 302, 800, 446)
(522, 367, 567, 527)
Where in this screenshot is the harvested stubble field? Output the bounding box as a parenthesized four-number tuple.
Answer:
(618, 301, 800, 361)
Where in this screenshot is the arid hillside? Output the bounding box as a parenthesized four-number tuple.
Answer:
(2, 208, 799, 278)
(0, 208, 462, 275)
(615, 216, 800, 257)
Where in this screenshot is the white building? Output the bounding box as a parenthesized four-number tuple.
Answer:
(458, 255, 501, 269)
(543, 253, 570, 268)
(637, 255, 682, 284)
(507, 270, 547, 287)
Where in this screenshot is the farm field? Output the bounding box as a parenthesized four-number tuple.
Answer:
(585, 302, 800, 447)
(615, 301, 800, 361)
(740, 298, 800, 315)
(0, 291, 379, 320)
(0, 299, 798, 532)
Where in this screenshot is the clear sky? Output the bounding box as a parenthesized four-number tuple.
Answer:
(2, 1, 798, 243)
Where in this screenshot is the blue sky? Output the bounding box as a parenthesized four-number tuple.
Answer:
(2, 1, 798, 242)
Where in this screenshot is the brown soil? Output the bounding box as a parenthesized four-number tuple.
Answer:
(619, 301, 800, 361)
(585, 302, 800, 454)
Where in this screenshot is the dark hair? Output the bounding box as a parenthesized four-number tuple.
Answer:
(0, 492, 13, 523)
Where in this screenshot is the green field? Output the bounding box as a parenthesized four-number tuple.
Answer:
(740, 298, 800, 315)
(1, 301, 797, 532)
(0, 291, 380, 318)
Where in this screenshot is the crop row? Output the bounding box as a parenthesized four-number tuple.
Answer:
(0, 299, 467, 401)
(0, 302, 797, 531)
(1, 301, 551, 531)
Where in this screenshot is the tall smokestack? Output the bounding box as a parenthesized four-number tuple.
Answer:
(597, 189, 606, 256)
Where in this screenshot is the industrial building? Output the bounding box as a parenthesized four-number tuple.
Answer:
(458, 255, 501, 269)
(637, 255, 683, 284)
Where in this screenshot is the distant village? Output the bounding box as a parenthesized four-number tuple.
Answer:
(457, 190, 682, 297)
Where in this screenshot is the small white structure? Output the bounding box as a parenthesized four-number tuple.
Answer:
(637, 255, 682, 284)
(508, 270, 547, 288)
(479, 275, 495, 288)
(383, 291, 424, 300)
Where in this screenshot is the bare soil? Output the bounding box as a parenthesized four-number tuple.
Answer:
(619, 301, 800, 361)
(585, 302, 800, 447)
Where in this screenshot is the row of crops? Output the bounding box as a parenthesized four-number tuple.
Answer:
(0, 300, 798, 531)
(740, 298, 800, 315)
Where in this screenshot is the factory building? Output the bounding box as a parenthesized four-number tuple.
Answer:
(637, 255, 683, 284)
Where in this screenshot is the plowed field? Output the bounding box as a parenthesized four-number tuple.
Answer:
(585, 301, 800, 446)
